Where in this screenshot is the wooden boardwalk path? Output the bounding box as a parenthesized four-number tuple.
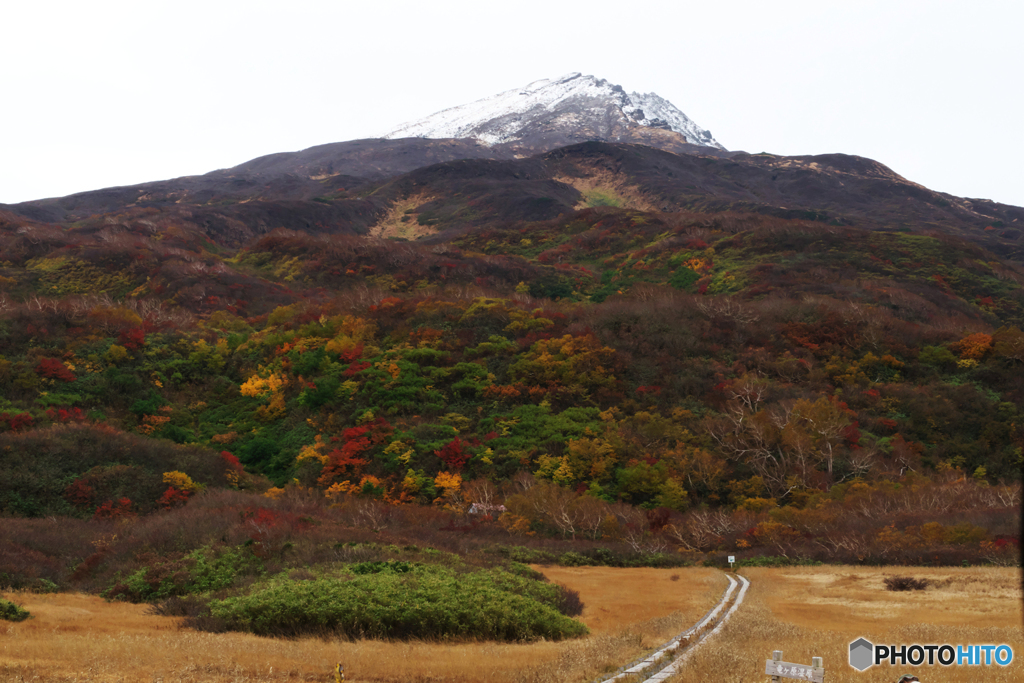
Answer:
(596, 572, 751, 683)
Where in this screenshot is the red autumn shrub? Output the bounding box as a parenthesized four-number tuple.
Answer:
(0, 412, 35, 432)
(36, 358, 76, 382)
(435, 437, 471, 471)
(221, 451, 243, 471)
(64, 479, 95, 509)
(158, 486, 191, 509)
(118, 328, 146, 350)
(46, 407, 87, 423)
(94, 497, 135, 520)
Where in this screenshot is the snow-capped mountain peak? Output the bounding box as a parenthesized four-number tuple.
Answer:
(382, 73, 724, 151)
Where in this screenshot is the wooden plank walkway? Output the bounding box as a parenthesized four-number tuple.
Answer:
(594, 572, 751, 683)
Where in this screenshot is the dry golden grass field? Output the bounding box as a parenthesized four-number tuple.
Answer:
(669, 566, 1023, 683)
(0, 566, 724, 683)
(2, 565, 1020, 683)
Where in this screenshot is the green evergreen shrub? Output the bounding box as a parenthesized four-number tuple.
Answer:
(0, 597, 29, 622)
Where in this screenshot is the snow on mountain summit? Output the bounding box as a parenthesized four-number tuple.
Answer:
(383, 73, 725, 150)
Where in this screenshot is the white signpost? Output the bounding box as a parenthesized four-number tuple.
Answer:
(728, 555, 735, 570)
(766, 650, 824, 682)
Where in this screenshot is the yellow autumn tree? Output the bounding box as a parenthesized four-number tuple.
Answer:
(104, 344, 129, 365)
(296, 435, 330, 465)
(534, 454, 574, 486)
(256, 393, 287, 422)
(434, 471, 463, 510)
(240, 369, 287, 398)
(324, 315, 377, 356)
(954, 332, 993, 360)
(324, 481, 350, 500)
(566, 437, 618, 483)
(384, 440, 415, 465)
(499, 513, 535, 536)
(163, 471, 202, 493)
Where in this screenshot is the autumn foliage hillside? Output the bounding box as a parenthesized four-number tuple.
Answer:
(0, 143, 1020, 584)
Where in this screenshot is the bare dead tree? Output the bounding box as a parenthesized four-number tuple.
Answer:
(814, 529, 869, 557)
(666, 509, 736, 551)
(707, 407, 796, 499)
(463, 478, 498, 508)
(993, 482, 1022, 507)
(509, 470, 536, 494)
(525, 482, 581, 539)
(698, 297, 760, 324)
(575, 495, 612, 540)
(355, 499, 391, 532)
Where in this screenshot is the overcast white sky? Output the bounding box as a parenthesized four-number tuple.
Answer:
(2, 0, 1022, 207)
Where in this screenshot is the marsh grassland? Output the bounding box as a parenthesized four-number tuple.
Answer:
(668, 566, 1022, 682)
(1, 566, 1019, 682)
(0, 567, 722, 683)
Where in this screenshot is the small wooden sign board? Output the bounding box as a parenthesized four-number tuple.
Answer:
(765, 659, 824, 682)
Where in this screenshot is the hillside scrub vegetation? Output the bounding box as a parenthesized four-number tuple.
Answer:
(0, 281, 1019, 521)
(0, 169, 1021, 632)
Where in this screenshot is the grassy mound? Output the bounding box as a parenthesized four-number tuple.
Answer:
(207, 563, 588, 641)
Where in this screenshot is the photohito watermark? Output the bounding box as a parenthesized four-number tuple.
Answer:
(849, 637, 1013, 671)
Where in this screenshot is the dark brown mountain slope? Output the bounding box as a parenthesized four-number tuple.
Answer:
(5, 138, 507, 224)
(4, 141, 1022, 262)
(540, 144, 1024, 259)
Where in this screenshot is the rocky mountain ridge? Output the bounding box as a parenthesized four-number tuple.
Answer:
(383, 73, 724, 151)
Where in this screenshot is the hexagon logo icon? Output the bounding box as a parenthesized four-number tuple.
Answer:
(849, 637, 874, 671)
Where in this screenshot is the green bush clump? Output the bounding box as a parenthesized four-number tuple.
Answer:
(559, 547, 687, 568)
(736, 555, 823, 568)
(30, 578, 59, 594)
(0, 597, 30, 622)
(496, 545, 558, 564)
(505, 562, 545, 580)
(558, 551, 596, 567)
(669, 267, 700, 291)
(207, 563, 588, 641)
(0, 575, 59, 594)
(482, 567, 563, 606)
(104, 545, 263, 602)
(494, 545, 689, 569)
(349, 560, 413, 575)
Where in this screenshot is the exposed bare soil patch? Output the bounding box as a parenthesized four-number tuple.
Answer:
(369, 194, 440, 240)
(553, 170, 658, 212)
